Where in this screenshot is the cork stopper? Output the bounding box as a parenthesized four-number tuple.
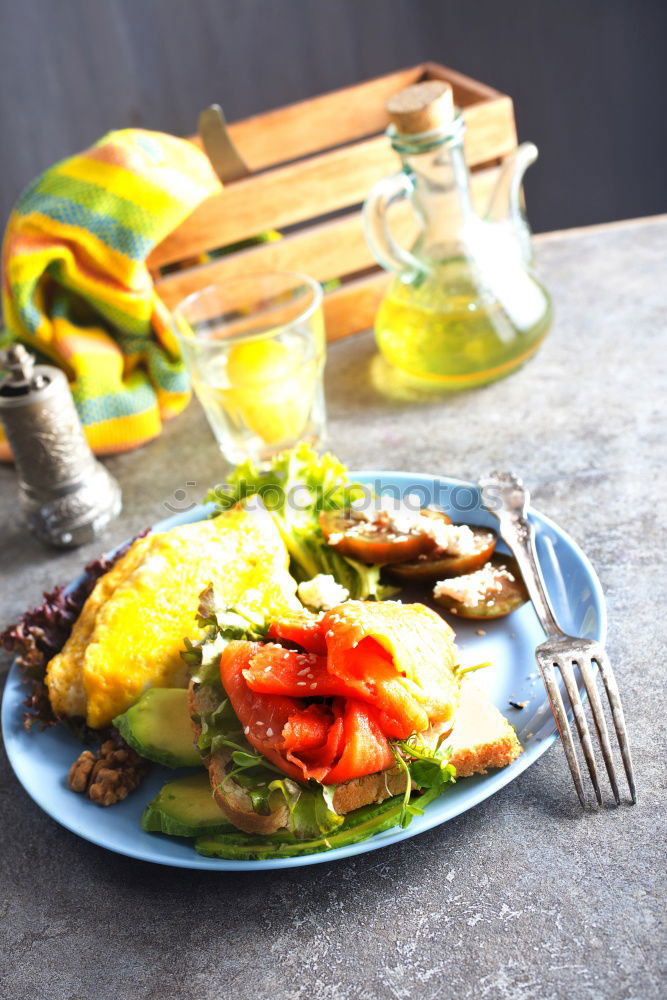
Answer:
(386, 81, 455, 135)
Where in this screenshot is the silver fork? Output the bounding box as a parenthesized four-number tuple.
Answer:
(479, 470, 636, 807)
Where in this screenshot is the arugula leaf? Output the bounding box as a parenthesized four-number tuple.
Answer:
(391, 737, 457, 828)
(204, 443, 396, 601)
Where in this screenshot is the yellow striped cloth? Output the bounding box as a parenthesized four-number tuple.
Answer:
(0, 129, 220, 459)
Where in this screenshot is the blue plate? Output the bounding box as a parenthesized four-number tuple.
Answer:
(2, 472, 606, 870)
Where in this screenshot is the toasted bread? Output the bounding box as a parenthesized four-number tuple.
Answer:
(188, 676, 522, 836)
(445, 680, 523, 777)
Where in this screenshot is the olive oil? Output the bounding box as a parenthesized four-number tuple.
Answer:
(375, 260, 552, 389)
(363, 80, 552, 387)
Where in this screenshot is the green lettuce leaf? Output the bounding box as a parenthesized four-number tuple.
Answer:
(269, 778, 344, 838)
(204, 443, 396, 600)
(182, 585, 269, 687)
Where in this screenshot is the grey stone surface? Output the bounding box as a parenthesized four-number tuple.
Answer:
(1, 217, 665, 1000)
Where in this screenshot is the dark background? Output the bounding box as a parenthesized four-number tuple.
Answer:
(1, 0, 665, 233)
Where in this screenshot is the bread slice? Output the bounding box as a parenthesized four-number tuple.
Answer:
(445, 680, 523, 776)
(188, 676, 522, 836)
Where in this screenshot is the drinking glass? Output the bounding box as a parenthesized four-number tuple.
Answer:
(173, 272, 326, 466)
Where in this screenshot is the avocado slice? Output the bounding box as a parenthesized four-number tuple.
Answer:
(142, 773, 233, 837)
(114, 688, 201, 768)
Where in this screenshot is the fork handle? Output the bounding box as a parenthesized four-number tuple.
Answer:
(496, 512, 564, 639)
(480, 472, 564, 639)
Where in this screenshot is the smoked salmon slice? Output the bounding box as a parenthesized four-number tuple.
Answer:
(242, 644, 352, 698)
(219, 640, 304, 782)
(282, 701, 346, 782)
(219, 601, 460, 785)
(323, 699, 394, 783)
(322, 601, 459, 732)
(267, 613, 327, 654)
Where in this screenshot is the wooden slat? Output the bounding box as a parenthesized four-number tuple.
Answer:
(150, 102, 515, 269)
(156, 212, 374, 308)
(422, 61, 506, 103)
(463, 97, 517, 165)
(151, 137, 393, 269)
(189, 62, 504, 174)
(221, 66, 424, 171)
(156, 162, 504, 318)
(323, 273, 390, 342)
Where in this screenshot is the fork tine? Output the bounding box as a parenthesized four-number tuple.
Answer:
(591, 646, 637, 803)
(538, 658, 587, 807)
(556, 656, 602, 806)
(578, 656, 621, 805)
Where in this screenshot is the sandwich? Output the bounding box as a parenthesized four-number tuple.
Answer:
(187, 594, 522, 853)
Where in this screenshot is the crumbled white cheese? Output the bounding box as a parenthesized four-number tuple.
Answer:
(347, 493, 424, 534)
(298, 574, 350, 611)
(424, 520, 477, 555)
(343, 493, 486, 556)
(433, 562, 514, 608)
(379, 496, 424, 535)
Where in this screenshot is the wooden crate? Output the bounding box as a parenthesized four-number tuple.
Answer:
(152, 62, 518, 341)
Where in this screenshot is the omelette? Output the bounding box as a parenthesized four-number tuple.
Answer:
(46, 507, 301, 729)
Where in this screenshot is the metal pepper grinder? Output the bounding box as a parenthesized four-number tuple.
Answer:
(0, 344, 122, 547)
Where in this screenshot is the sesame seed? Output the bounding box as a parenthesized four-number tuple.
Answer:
(297, 667, 309, 676)
(297, 681, 306, 686)
(310, 683, 317, 690)
(266, 728, 273, 737)
(244, 726, 250, 734)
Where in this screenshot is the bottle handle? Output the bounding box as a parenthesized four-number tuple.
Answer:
(362, 172, 425, 280)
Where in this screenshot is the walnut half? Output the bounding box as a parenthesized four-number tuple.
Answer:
(67, 736, 150, 806)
